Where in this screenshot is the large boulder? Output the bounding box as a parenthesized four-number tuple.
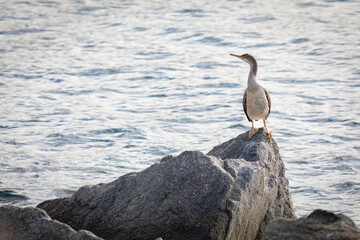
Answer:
(263, 209, 360, 240)
(38, 129, 296, 240)
(0, 205, 103, 240)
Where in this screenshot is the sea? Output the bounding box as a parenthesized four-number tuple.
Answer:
(1, 0, 359, 227)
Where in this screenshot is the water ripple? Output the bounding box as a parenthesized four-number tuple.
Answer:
(1, 0, 359, 226)
(0, 28, 47, 35)
(0, 190, 28, 203)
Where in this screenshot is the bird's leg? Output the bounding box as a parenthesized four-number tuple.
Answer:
(262, 119, 271, 139)
(249, 120, 258, 139)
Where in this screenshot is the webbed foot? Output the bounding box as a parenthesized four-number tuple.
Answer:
(249, 127, 259, 139)
(267, 130, 272, 139)
(262, 126, 271, 139)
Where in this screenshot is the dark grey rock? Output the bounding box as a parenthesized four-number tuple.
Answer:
(38, 129, 296, 240)
(0, 205, 103, 240)
(263, 209, 360, 240)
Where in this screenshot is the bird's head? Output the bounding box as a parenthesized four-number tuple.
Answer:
(230, 53, 256, 66)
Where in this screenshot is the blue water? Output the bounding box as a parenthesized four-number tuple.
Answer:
(1, 0, 359, 226)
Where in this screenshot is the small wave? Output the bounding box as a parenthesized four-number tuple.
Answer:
(323, 164, 355, 172)
(309, 138, 334, 144)
(146, 146, 178, 156)
(162, 117, 197, 124)
(127, 75, 155, 81)
(89, 127, 146, 140)
(228, 123, 247, 129)
(308, 117, 348, 123)
(333, 155, 357, 161)
(0, 28, 47, 35)
(291, 187, 326, 196)
(332, 135, 358, 141)
(149, 94, 168, 98)
(78, 117, 95, 121)
(177, 9, 203, 14)
(48, 78, 63, 83)
(198, 36, 233, 46)
(79, 68, 128, 77)
(83, 44, 96, 48)
(53, 189, 76, 198)
(174, 33, 203, 41)
(124, 144, 136, 149)
(181, 104, 230, 113)
(46, 133, 115, 147)
(76, 6, 106, 13)
(290, 160, 309, 165)
(219, 82, 240, 88)
(243, 16, 276, 23)
(298, 2, 327, 7)
(38, 95, 57, 101)
(242, 32, 262, 39)
(135, 51, 173, 60)
(46, 109, 72, 115)
(247, 42, 285, 48)
(110, 23, 123, 27)
(46, 89, 94, 96)
(192, 61, 227, 69)
(14, 1, 34, 5)
(0, 190, 28, 203)
(345, 121, 360, 127)
(305, 101, 324, 105)
(330, 181, 360, 191)
(324, 0, 351, 2)
(163, 27, 183, 34)
(306, 48, 326, 56)
(89, 128, 126, 135)
(291, 38, 311, 44)
(47, 133, 76, 138)
(13, 119, 50, 123)
(11, 73, 43, 79)
(133, 27, 148, 31)
(100, 88, 123, 93)
(199, 36, 222, 43)
(4, 140, 26, 146)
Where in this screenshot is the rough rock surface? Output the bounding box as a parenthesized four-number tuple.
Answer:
(0, 205, 103, 240)
(263, 209, 360, 240)
(38, 129, 296, 240)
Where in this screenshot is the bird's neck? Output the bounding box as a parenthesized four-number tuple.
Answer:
(250, 61, 258, 77)
(247, 67, 258, 89)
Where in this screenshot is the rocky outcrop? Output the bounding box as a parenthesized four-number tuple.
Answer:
(38, 129, 296, 240)
(0, 205, 103, 240)
(263, 209, 360, 240)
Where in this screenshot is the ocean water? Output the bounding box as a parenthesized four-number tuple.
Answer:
(1, 0, 359, 226)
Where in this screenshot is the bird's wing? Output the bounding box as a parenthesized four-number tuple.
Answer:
(264, 88, 271, 120)
(242, 89, 251, 122)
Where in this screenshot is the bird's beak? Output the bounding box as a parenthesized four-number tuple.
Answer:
(230, 53, 245, 60)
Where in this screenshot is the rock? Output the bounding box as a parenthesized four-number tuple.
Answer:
(38, 129, 296, 240)
(0, 205, 103, 240)
(263, 209, 360, 240)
